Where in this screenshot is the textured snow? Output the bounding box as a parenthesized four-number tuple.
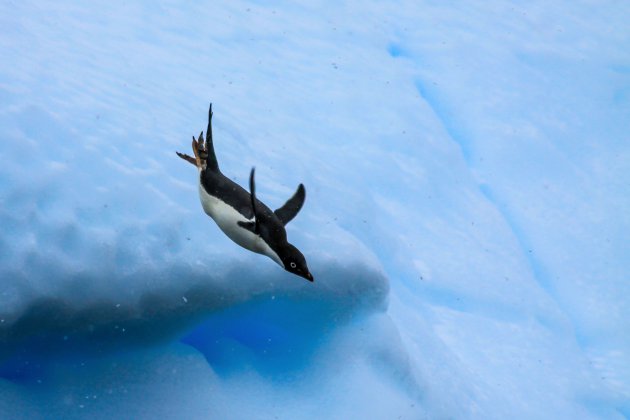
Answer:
(1, 0, 629, 419)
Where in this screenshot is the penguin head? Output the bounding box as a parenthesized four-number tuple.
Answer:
(279, 243, 314, 282)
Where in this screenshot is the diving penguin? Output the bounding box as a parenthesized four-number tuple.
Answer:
(176, 104, 314, 282)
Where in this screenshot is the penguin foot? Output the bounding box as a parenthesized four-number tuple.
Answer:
(190, 131, 208, 169)
(177, 130, 208, 169)
(176, 151, 197, 166)
(196, 131, 209, 161)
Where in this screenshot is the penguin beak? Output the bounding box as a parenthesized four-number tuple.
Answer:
(304, 272, 314, 282)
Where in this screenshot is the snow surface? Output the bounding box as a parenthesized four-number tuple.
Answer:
(1, 1, 629, 418)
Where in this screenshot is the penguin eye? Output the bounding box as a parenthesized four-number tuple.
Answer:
(290, 262, 297, 269)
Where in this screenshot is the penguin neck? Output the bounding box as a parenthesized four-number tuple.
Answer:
(261, 240, 285, 268)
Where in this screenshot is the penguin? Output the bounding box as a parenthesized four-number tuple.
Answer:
(176, 104, 314, 282)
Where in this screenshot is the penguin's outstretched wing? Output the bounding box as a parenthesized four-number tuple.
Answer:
(274, 184, 306, 226)
(249, 167, 260, 233)
(238, 167, 260, 234)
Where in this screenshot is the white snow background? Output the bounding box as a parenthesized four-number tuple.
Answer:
(0, 1, 629, 419)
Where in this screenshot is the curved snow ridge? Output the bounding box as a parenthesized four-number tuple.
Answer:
(0, 257, 389, 382)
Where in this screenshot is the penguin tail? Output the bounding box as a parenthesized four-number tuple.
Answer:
(204, 103, 220, 172)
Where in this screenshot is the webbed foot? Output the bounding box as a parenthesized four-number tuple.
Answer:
(176, 151, 197, 166)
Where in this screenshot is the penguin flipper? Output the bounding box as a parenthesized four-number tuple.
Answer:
(274, 184, 306, 225)
(237, 220, 256, 233)
(248, 167, 260, 233)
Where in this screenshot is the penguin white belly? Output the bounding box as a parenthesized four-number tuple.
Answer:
(198, 182, 283, 266)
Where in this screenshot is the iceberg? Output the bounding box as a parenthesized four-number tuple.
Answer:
(0, 0, 628, 418)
